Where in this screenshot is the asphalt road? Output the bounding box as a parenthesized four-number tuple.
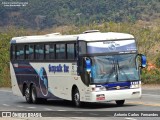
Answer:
(0, 87, 160, 120)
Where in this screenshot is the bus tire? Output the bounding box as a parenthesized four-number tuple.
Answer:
(31, 85, 39, 104)
(116, 100, 125, 106)
(73, 88, 81, 107)
(24, 86, 32, 103)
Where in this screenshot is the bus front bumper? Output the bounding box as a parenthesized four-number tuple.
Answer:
(88, 88, 141, 102)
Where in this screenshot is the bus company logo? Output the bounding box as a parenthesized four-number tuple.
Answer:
(116, 86, 121, 90)
(48, 64, 69, 73)
(104, 41, 120, 51)
(39, 67, 48, 96)
(2, 112, 11, 117)
(108, 43, 120, 51)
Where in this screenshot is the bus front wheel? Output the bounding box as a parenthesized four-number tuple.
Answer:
(73, 88, 81, 107)
(116, 100, 125, 106)
(24, 86, 32, 103)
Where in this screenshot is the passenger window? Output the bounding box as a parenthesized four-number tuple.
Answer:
(56, 44, 65, 59)
(45, 45, 50, 59)
(79, 41, 87, 54)
(45, 44, 55, 59)
(35, 44, 44, 59)
(11, 45, 16, 60)
(67, 44, 75, 59)
(16, 45, 24, 60)
(28, 45, 34, 59)
(49, 44, 55, 59)
(25, 45, 29, 59)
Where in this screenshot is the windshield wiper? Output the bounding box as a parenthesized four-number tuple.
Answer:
(117, 60, 130, 81)
(105, 59, 117, 83)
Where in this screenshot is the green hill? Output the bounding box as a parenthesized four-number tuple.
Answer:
(1, 0, 160, 86)
(0, 0, 160, 29)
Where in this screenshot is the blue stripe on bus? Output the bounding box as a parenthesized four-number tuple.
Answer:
(101, 82, 131, 90)
(12, 61, 59, 99)
(102, 82, 131, 87)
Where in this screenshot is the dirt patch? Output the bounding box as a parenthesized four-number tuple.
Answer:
(142, 84, 160, 89)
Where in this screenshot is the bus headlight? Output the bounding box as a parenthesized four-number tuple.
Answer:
(92, 86, 107, 92)
(130, 81, 141, 89)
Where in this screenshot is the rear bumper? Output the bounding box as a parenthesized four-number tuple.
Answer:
(86, 88, 141, 102)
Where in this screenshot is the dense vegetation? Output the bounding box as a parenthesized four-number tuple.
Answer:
(1, 20, 160, 86)
(0, 0, 160, 87)
(0, 0, 160, 29)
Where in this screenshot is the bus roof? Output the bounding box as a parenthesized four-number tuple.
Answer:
(10, 31, 134, 44)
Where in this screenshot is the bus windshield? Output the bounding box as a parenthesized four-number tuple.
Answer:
(91, 54, 139, 84)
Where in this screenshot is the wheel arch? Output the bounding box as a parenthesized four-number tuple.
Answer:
(22, 82, 36, 96)
(22, 82, 27, 96)
(71, 84, 78, 100)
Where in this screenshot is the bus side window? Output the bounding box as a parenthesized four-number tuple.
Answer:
(45, 44, 55, 59)
(39, 45, 44, 59)
(35, 44, 44, 60)
(28, 45, 34, 59)
(16, 46, 19, 59)
(49, 44, 55, 59)
(79, 41, 87, 54)
(56, 44, 65, 59)
(45, 44, 50, 59)
(11, 45, 16, 60)
(35, 45, 39, 59)
(16, 45, 24, 60)
(25, 45, 29, 59)
(67, 44, 75, 59)
(74, 43, 77, 59)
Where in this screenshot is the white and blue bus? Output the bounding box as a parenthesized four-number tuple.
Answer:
(10, 30, 146, 107)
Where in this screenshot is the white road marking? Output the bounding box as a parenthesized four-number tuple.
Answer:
(57, 110, 67, 111)
(27, 107, 36, 109)
(2, 104, 10, 106)
(125, 118, 137, 120)
(44, 108, 53, 111)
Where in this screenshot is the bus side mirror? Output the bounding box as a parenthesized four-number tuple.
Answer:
(85, 57, 91, 73)
(140, 54, 146, 68)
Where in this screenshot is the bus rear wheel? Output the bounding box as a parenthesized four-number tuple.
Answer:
(116, 100, 125, 106)
(31, 85, 47, 104)
(24, 86, 32, 103)
(73, 88, 81, 107)
(31, 85, 41, 104)
(31, 85, 38, 104)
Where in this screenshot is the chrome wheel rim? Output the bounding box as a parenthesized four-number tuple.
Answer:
(74, 92, 80, 106)
(25, 88, 30, 101)
(32, 89, 36, 102)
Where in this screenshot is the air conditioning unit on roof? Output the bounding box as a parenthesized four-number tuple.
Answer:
(82, 30, 100, 34)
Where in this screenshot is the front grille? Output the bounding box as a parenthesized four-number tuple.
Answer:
(106, 86, 129, 90)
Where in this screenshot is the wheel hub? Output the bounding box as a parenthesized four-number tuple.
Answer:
(25, 88, 29, 100)
(32, 89, 36, 102)
(75, 93, 80, 103)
